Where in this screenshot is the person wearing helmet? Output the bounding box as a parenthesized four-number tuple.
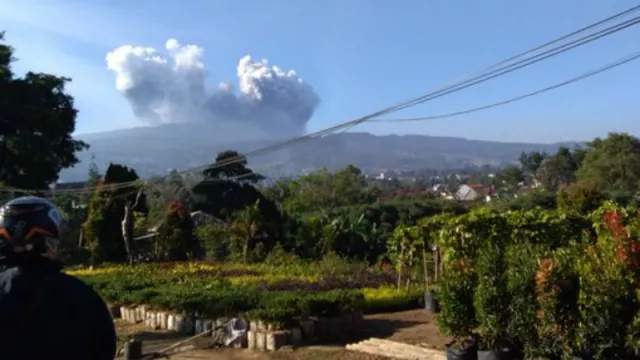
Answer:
(0, 196, 116, 360)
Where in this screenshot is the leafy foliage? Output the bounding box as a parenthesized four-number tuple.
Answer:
(82, 164, 145, 263)
(434, 204, 640, 358)
(71, 260, 418, 321)
(0, 33, 88, 188)
(155, 201, 196, 260)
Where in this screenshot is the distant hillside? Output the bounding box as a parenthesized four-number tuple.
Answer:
(59, 123, 579, 182)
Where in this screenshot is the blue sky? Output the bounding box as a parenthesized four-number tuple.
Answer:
(1, 0, 639, 143)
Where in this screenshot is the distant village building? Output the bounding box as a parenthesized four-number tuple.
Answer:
(455, 184, 496, 202)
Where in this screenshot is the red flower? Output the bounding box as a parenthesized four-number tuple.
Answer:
(604, 211, 640, 269)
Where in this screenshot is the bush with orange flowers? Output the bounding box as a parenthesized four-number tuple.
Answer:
(534, 252, 579, 359)
(574, 203, 640, 359)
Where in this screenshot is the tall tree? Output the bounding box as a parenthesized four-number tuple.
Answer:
(155, 201, 196, 261)
(192, 150, 282, 252)
(192, 150, 269, 217)
(204, 150, 264, 183)
(519, 151, 547, 183)
(82, 163, 146, 263)
(86, 154, 101, 187)
(577, 132, 640, 192)
(498, 166, 525, 190)
(229, 200, 264, 263)
(536, 147, 581, 191)
(284, 165, 377, 213)
(0, 32, 88, 189)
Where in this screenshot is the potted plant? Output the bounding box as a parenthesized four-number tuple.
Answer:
(535, 254, 580, 360)
(575, 208, 639, 359)
(423, 240, 440, 312)
(419, 214, 452, 313)
(437, 257, 477, 360)
(473, 242, 517, 360)
(505, 242, 540, 359)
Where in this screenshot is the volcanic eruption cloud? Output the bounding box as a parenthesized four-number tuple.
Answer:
(106, 38, 320, 141)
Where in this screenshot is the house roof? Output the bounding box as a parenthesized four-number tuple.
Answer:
(459, 184, 497, 197)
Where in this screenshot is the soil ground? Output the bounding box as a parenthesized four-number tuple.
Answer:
(115, 309, 451, 360)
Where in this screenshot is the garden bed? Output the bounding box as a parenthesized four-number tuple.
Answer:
(74, 262, 426, 350)
(114, 303, 364, 350)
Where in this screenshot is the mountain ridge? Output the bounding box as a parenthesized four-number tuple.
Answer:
(59, 124, 581, 182)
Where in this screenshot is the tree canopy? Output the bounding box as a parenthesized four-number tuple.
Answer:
(0, 32, 88, 189)
(577, 133, 640, 192)
(276, 165, 380, 213)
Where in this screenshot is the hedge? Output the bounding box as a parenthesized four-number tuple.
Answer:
(432, 204, 640, 359)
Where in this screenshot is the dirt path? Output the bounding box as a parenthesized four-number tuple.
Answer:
(115, 309, 450, 360)
(358, 309, 451, 350)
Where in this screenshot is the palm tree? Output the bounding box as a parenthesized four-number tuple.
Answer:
(230, 200, 263, 263)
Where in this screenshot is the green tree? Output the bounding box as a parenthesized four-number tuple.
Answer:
(229, 200, 265, 263)
(577, 133, 640, 193)
(537, 147, 581, 191)
(82, 186, 114, 264)
(192, 150, 283, 251)
(155, 201, 196, 260)
(283, 165, 377, 213)
(498, 166, 525, 190)
(0, 32, 88, 189)
(83, 153, 102, 204)
(204, 150, 264, 183)
(192, 150, 270, 217)
(262, 179, 292, 204)
(195, 222, 231, 261)
(519, 151, 547, 183)
(82, 163, 146, 263)
(557, 180, 605, 215)
(87, 154, 101, 187)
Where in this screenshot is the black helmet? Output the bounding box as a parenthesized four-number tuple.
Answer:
(0, 196, 62, 260)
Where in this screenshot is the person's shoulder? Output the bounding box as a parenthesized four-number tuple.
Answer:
(56, 272, 98, 294)
(55, 273, 110, 311)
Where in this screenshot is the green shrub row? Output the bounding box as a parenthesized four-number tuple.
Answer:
(80, 271, 425, 325)
(433, 205, 640, 359)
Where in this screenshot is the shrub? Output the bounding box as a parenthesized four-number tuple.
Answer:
(195, 223, 231, 261)
(534, 252, 579, 359)
(76, 262, 375, 322)
(474, 239, 511, 352)
(558, 180, 605, 215)
(575, 205, 639, 359)
(361, 287, 423, 314)
(505, 242, 541, 355)
(437, 262, 476, 349)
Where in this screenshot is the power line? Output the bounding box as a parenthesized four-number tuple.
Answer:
(202, 49, 640, 182)
(460, 4, 640, 76)
(373, 50, 640, 123)
(186, 122, 360, 185)
(383, 14, 640, 115)
(9, 4, 640, 195)
(150, 9, 640, 184)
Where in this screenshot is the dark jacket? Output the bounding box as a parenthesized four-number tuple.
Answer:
(0, 259, 116, 360)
